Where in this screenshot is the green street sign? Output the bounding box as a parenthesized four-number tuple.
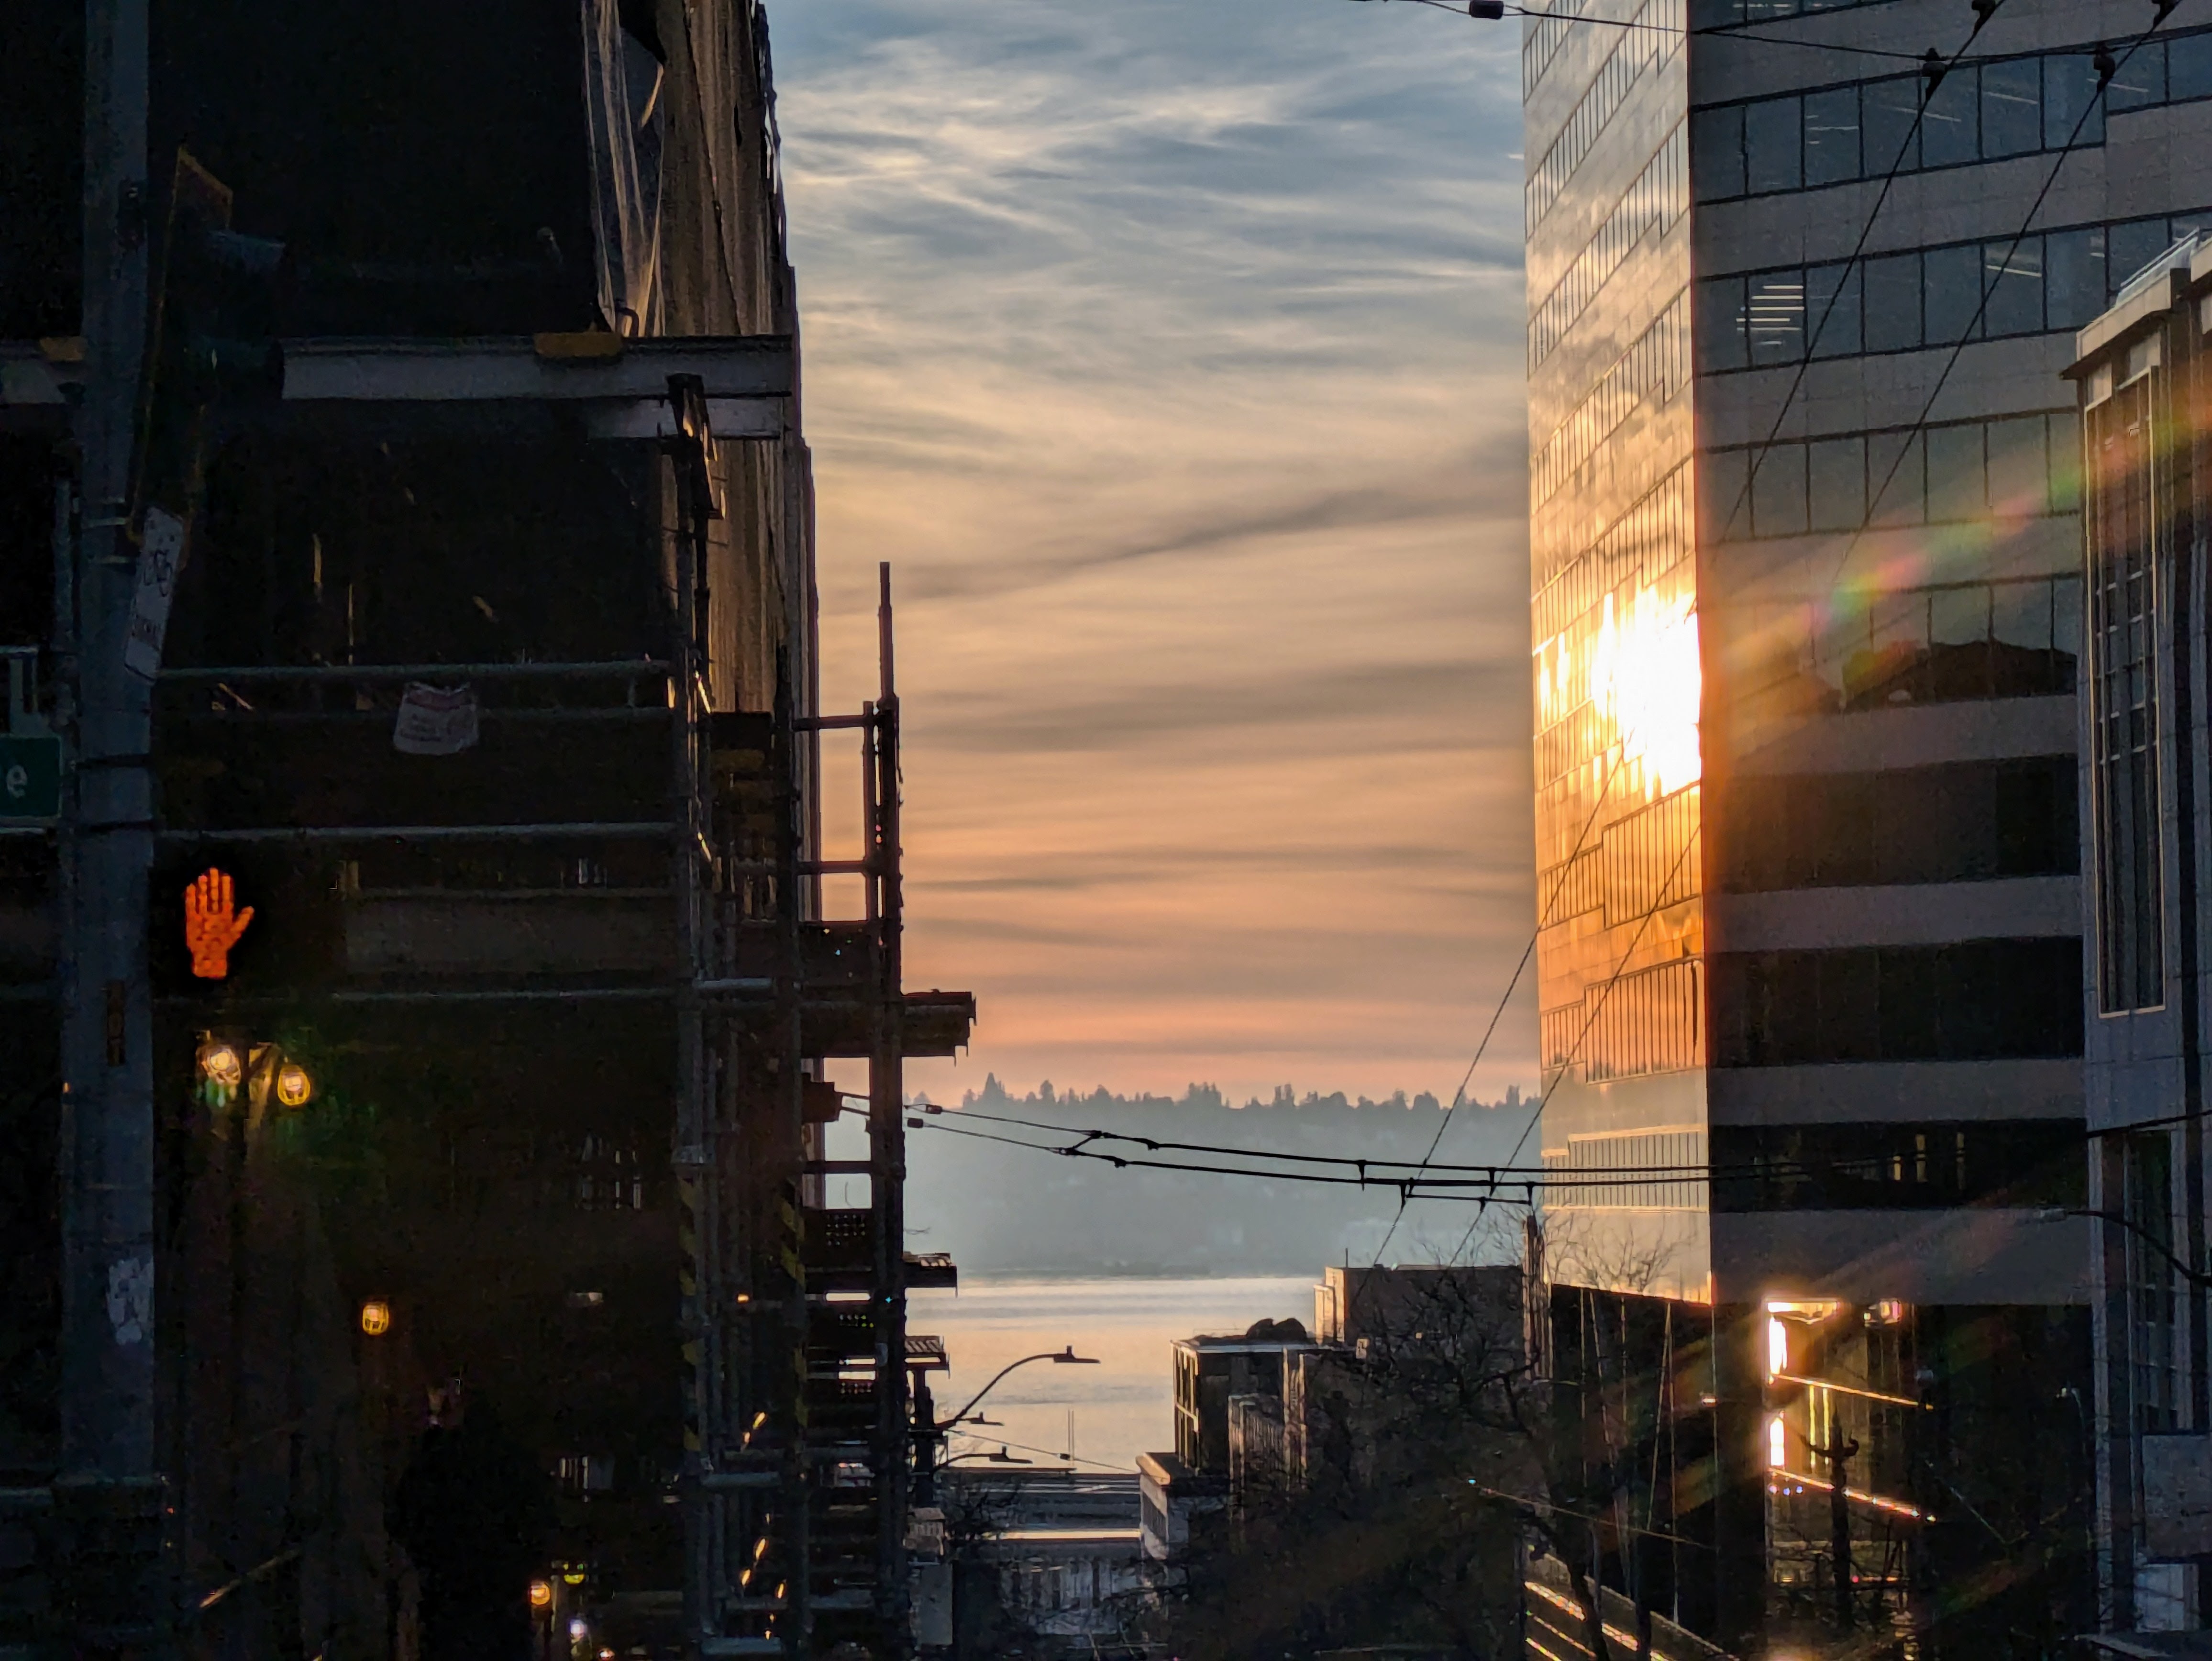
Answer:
(0, 734, 62, 822)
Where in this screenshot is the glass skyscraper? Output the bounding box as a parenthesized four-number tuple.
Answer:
(1521, 0, 2205, 1648)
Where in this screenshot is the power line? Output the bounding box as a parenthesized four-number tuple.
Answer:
(1813, 23, 2163, 609)
(912, 1104, 2030, 1191)
(1715, 2, 2010, 576)
(1386, 0, 1992, 64)
(1395, 6, 2026, 1263)
(939, 1434, 1132, 1475)
(1452, 0, 2159, 1262)
(1445, 825, 1705, 1262)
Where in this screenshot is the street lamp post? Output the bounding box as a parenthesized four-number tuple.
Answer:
(913, 1346, 1097, 1505)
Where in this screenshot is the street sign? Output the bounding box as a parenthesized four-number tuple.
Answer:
(0, 733, 63, 821)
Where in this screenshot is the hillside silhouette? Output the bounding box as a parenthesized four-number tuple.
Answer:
(902, 1077, 1535, 1277)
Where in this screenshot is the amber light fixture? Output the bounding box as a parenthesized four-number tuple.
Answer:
(196, 1040, 243, 1088)
(275, 1061, 313, 1108)
(359, 1300, 392, 1336)
(529, 1580, 553, 1609)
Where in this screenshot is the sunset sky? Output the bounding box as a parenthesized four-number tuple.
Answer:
(775, 0, 1532, 1105)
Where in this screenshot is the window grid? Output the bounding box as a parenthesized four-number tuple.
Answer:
(2087, 371, 2166, 1014)
(1695, 212, 2212, 373)
(1533, 470, 1693, 800)
(1530, 124, 1688, 372)
(1704, 411, 2080, 542)
(1532, 292, 1691, 509)
(1692, 0, 1899, 22)
(1522, 0, 1596, 99)
(1601, 785, 1700, 928)
(1535, 463, 1691, 640)
(1526, 0, 1685, 234)
(1544, 1126, 1707, 1210)
(1541, 960, 1703, 1084)
(1539, 464, 1690, 787)
(1690, 31, 2212, 206)
(2125, 1133, 2180, 1434)
(1713, 940, 2086, 1066)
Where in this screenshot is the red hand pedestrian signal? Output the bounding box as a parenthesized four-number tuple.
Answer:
(184, 867, 253, 979)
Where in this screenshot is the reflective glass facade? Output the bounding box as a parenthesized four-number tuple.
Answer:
(1526, 4, 1706, 1299)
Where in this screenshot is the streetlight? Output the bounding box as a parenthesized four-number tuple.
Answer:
(943, 1346, 1099, 1429)
(912, 1345, 1097, 1502)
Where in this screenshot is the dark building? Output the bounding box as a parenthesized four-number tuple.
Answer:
(2068, 235, 2212, 1644)
(0, 4, 967, 1658)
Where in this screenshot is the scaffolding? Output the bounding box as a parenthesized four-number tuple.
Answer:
(5, 6, 962, 1653)
(0, 332, 966, 1657)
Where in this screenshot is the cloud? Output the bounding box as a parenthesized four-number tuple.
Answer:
(773, 0, 1536, 1102)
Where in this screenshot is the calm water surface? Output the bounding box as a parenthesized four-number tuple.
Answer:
(909, 1275, 1314, 1474)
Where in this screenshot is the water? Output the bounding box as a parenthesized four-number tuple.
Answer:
(909, 1275, 1316, 1474)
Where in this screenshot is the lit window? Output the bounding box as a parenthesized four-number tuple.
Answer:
(1768, 1417, 1786, 1469)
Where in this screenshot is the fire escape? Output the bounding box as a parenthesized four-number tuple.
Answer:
(676, 446, 971, 1654)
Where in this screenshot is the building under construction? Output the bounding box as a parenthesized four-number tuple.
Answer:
(0, 4, 967, 1658)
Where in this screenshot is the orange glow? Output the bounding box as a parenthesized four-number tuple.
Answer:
(359, 1300, 391, 1336)
(1588, 580, 1703, 800)
(529, 1580, 553, 1608)
(197, 1040, 243, 1088)
(184, 867, 254, 979)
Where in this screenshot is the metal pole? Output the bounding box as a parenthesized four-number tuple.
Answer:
(58, 0, 164, 1644)
(872, 562, 911, 1655)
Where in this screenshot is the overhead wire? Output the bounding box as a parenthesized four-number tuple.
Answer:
(913, 4, 2201, 1242)
(1357, 2, 2015, 1263)
(1812, 17, 2175, 608)
(1442, 0, 2087, 1261)
(911, 1105, 2054, 1192)
(1384, 0, 1943, 62)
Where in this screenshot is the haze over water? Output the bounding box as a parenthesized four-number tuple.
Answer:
(915, 1276, 1316, 1474)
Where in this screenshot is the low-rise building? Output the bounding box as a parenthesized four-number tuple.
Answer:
(1169, 1318, 1316, 1473)
(1136, 1450, 1227, 1564)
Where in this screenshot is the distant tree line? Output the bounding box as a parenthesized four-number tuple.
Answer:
(905, 1079, 1534, 1278)
(953, 1074, 1527, 1117)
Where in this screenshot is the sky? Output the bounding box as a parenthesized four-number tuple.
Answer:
(772, 0, 1534, 1106)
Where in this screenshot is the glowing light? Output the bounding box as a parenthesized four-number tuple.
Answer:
(569, 1617, 588, 1641)
(359, 1300, 391, 1336)
(184, 867, 254, 979)
(1869, 1298, 1906, 1326)
(276, 1062, 313, 1108)
(529, 1580, 553, 1608)
(1588, 581, 1703, 799)
(197, 1041, 243, 1088)
(1768, 1417, 1786, 1469)
(1766, 1317, 1789, 1379)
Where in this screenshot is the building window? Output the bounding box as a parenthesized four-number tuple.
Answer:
(1711, 939, 2085, 1067)
(2125, 1133, 2180, 1433)
(1718, 756, 2077, 892)
(1711, 1120, 2085, 1212)
(1696, 216, 2196, 369)
(2086, 368, 2164, 1013)
(1688, 43, 2160, 204)
(1708, 415, 2079, 541)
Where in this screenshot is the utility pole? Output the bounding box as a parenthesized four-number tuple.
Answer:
(1812, 1433, 1858, 1631)
(55, 0, 163, 1646)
